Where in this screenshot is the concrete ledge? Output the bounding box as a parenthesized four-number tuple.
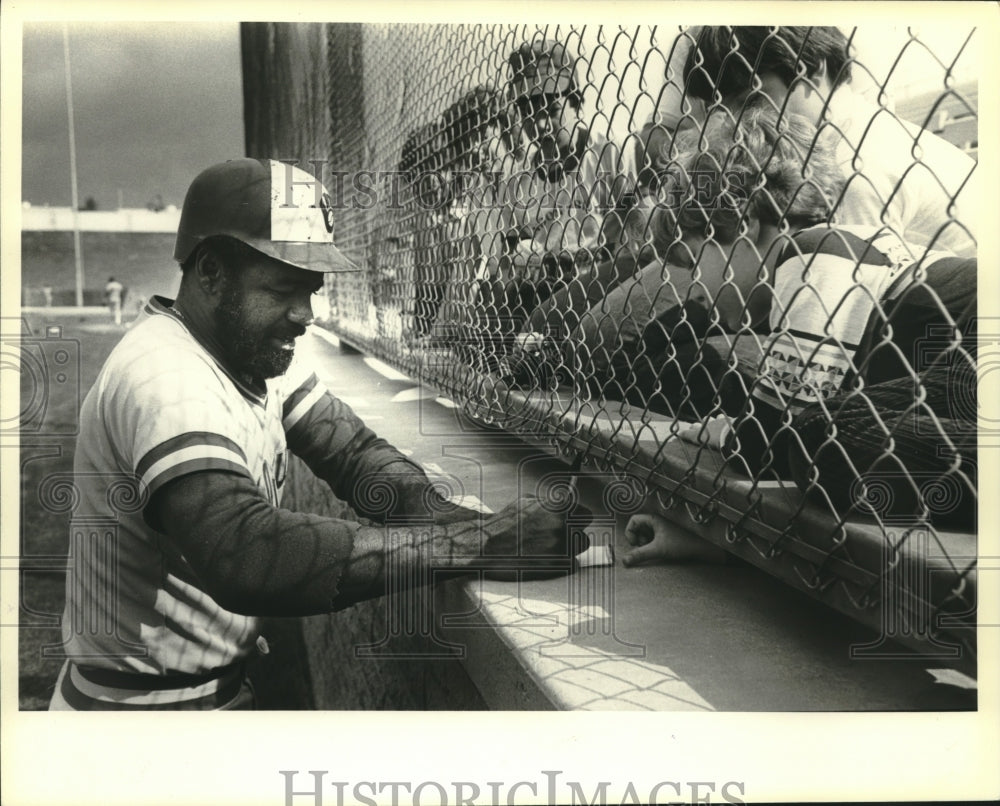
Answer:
(451, 364, 979, 674)
(322, 332, 978, 674)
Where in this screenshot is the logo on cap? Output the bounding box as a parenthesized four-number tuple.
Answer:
(269, 161, 335, 245)
(318, 191, 336, 235)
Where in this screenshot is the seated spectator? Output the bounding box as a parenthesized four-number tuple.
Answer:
(396, 122, 451, 342)
(624, 101, 977, 531)
(475, 38, 636, 367)
(424, 84, 520, 354)
(511, 28, 707, 377)
(683, 25, 978, 258)
(545, 28, 978, 408)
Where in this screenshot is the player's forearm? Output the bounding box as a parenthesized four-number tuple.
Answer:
(180, 487, 356, 617)
(167, 474, 488, 617)
(153, 467, 580, 617)
(330, 505, 580, 609)
(328, 516, 492, 610)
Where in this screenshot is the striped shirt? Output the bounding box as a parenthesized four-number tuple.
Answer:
(753, 225, 953, 420)
(59, 296, 385, 679)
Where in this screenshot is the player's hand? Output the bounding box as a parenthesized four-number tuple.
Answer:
(478, 496, 592, 581)
(622, 513, 727, 566)
(433, 501, 486, 525)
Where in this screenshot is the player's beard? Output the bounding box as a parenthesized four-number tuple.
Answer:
(216, 277, 295, 380)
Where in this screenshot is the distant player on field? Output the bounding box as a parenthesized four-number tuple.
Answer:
(104, 276, 125, 325)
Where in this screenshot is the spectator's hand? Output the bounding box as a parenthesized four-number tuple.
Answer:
(514, 332, 546, 355)
(511, 243, 544, 276)
(478, 496, 592, 581)
(500, 332, 565, 390)
(504, 226, 533, 249)
(622, 513, 727, 566)
(675, 414, 733, 450)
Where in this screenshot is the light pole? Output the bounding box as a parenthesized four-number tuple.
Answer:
(63, 24, 85, 307)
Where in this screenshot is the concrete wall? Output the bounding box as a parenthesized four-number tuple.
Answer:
(21, 206, 180, 233)
(262, 455, 488, 710)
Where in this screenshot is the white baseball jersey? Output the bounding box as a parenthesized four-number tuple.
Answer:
(59, 296, 330, 678)
(105, 280, 124, 304)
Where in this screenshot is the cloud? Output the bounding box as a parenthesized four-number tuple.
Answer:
(22, 21, 244, 209)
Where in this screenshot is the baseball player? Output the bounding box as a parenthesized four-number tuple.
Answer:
(104, 276, 125, 325)
(50, 158, 590, 710)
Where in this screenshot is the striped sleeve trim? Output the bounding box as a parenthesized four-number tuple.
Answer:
(136, 432, 247, 480)
(785, 328, 861, 352)
(282, 373, 327, 433)
(783, 227, 892, 267)
(136, 433, 250, 496)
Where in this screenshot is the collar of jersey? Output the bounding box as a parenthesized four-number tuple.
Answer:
(145, 295, 268, 406)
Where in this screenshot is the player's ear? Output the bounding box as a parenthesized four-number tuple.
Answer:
(193, 246, 227, 297)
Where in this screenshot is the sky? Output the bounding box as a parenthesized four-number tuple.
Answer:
(19, 19, 978, 213)
(21, 21, 244, 210)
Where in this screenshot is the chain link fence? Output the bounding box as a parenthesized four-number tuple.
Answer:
(242, 23, 980, 672)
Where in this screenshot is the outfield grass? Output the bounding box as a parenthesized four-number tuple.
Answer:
(17, 310, 129, 709)
(20, 231, 181, 307)
(18, 231, 181, 708)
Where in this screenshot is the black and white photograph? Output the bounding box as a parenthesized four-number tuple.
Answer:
(2, 1, 998, 804)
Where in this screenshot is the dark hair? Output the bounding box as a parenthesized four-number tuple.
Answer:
(645, 99, 844, 246)
(440, 84, 517, 168)
(179, 235, 259, 275)
(396, 123, 452, 209)
(443, 86, 499, 142)
(683, 26, 853, 104)
(512, 88, 584, 116)
(398, 123, 443, 177)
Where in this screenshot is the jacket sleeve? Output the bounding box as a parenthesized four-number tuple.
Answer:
(723, 392, 793, 480)
(146, 469, 533, 617)
(280, 370, 448, 522)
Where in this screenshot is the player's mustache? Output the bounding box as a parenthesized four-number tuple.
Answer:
(270, 325, 307, 341)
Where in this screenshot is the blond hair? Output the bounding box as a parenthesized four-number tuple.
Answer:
(638, 100, 845, 249)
